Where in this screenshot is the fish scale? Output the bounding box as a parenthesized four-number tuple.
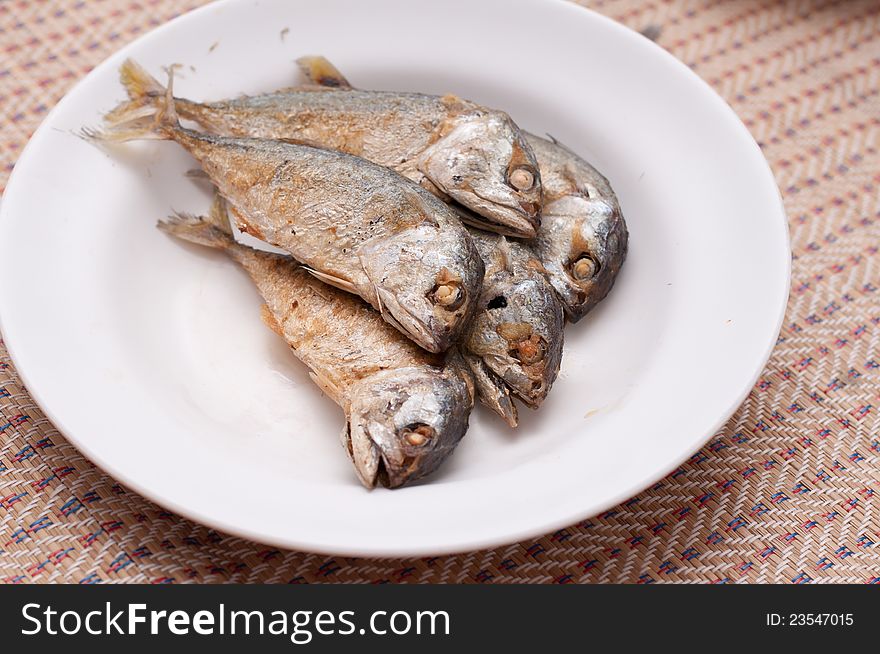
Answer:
(104, 57, 543, 238)
(158, 204, 473, 489)
(92, 74, 484, 354)
(527, 133, 629, 322)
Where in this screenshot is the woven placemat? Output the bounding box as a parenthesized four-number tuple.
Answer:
(1, 0, 879, 584)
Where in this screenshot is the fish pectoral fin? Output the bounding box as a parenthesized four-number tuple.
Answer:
(277, 135, 326, 149)
(206, 193, 234, 235)
(302, 266, 359, 294)
(295, 56, 353, 89)
(184, 168, 211, 180)
(373, 284, 384, 316)
(477, 234, 511, 276)
(494, 237, 513, 273)
(444, 347, 477, 405)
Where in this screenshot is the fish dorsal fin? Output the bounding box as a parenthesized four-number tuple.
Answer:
(302, 266, 359, 294)
(295, 56, 353, 89)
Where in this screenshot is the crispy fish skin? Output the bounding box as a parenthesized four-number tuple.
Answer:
(158, 203, 473, 489)
(527, 134, 629, 322)
(464, 229, 564, 423)
(92, 74, 484, 354)
(107, 58, 543, 238)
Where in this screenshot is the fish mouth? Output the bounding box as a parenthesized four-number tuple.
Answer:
(376, 288, 456, 353)
(471, 183, 541, 237)
(448, 195, 539, 239)
(345, 420, 437, 490)
(343, 421, 381, 488)
(463, 353, 519, 427)
(344, 421, 400, 489)
(514, 377, 550, 409)
(493, 354, 555, 409)
(479, 279, 565, 409)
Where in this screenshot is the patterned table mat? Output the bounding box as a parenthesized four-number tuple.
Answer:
(1, 0, 879, 584)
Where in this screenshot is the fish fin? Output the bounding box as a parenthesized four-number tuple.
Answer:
(157, 210, 235, 250)
(438, 94, 472, 116)
(419, 176, 451, 201)
(308, 370, 344, 405)
(205, 193, 235, 236)
(160, 65, 182, 126)
(84, 65, 181, 143)
(374, 284, 384, 316)
(524, 256, 550, 277)
(495, 237, 513, 273)
(444, 347, 476, 406)
(223, 203, 266, 241)
(185, 168, 211, 180)
(559, 163, 583, 194)
(462, 352, 518, 428)
(120, 58, 166, 101)
(479, 234, 510, 275)
(103, 59, 167, 125)
(295, 56, 353, 89)
(79, 117, 166, 143)
(277, 135, 327, 149)
(302, 266, 359, 294)
(545, 133, 581, 158)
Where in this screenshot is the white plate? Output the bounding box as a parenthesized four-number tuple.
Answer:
(0, 0, 789, 556)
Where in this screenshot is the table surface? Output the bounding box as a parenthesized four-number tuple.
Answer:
(1, 0, 879, 584)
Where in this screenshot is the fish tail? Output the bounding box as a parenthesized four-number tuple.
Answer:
(82, 65, 182, 144)
(158, 190, 237, 247)
(103, 59, 167, 125)
(121, 58, 166, 101)
(157, 205, 234, 250)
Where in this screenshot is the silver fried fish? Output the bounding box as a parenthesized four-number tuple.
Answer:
(159, 199, 474, 489)
(528, 134, 628, 322)
(105, 57, 543, 238)
(463, 229, 564, 427)
(90, 72, 484, 354)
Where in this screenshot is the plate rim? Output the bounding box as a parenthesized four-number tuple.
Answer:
(0, 0, 791, 556)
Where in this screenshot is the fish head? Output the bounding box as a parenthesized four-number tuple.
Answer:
(536, 194, 629, 322)
(344, 366, 473, 489)
(418, 110, 543, 238)
(465, 262, 564, 408)
(360, 217, 484, 353)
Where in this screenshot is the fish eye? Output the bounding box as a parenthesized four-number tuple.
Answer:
(508, 166, 536, 191)
(400, 423, 436, 446)
(487, 295, 507, 309)
(430, 281, 466, 311)
(509, 335, 547, 365)
(569, 254, 598, 282)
